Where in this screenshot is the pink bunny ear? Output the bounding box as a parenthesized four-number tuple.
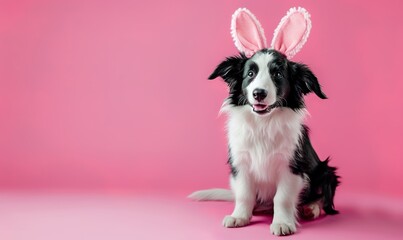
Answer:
(271, 7, 312, 59)
(231, 8, 267, 57)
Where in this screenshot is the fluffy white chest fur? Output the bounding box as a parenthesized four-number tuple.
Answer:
(216, 105, 309, 234)
(227, 105, 306, 187)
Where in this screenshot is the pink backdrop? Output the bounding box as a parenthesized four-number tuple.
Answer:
(1, 0, 402, 197)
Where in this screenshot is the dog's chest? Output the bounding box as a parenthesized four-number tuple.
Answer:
(227, 107, 305, 183)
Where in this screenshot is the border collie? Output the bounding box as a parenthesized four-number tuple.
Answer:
(189, 8, 340, 236)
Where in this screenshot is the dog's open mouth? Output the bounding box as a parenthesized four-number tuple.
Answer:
(252, 104, 271, 115)
(252, 102, 281, 115)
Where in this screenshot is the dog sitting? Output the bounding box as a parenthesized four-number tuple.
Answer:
(189, 8, 339, 236)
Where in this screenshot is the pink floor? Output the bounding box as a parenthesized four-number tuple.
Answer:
(1, 190, 402, 240)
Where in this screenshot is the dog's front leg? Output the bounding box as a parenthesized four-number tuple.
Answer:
(270, 173, 305, 236)
(222, 171, 255, 228)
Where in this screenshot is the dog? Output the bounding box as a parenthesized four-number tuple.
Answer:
(189, 8, 340, 236)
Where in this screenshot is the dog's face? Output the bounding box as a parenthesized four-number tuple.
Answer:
(209, 49, 327, 115)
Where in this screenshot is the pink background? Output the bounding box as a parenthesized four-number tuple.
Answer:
(1, 1, 403, 239)
(1, 0, 402, 196)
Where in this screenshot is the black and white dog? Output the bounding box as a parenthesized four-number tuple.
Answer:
(189, 8, 339, 236)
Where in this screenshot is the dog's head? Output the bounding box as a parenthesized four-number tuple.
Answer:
(209, 49, 326, 115)
(208, 8, 325, 115)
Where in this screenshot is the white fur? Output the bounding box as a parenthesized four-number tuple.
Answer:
(300, 202, 321, 219)
(188, 189, 234, 201)
(246, 53, 277, 106)
(223, 105, 307, 234)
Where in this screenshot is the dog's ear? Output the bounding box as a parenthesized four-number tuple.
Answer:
(208, 54, 247, 85)
(292, 62, 327, 99)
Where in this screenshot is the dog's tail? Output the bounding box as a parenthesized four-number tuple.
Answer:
(317, 158, 340, 215)
(188, 188, 234, 201)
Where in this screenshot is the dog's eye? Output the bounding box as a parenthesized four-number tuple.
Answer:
(275, 72, 283, 78)
(247, 70, 255, 77)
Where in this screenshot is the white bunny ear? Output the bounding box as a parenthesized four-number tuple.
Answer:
(231, 8, 267, 57)
(271, 7, 312, 59)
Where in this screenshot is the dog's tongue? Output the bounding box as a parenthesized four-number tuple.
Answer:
(253, 104, 268, 111)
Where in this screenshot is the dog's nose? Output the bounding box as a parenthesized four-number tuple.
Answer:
(253, 88, 268, 102)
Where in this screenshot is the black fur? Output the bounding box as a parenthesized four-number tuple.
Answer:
(292, 125, 340, 214)
(227, 147, 238, 177)
(208, 53, 248, 107)
(209, 48, 340, 215)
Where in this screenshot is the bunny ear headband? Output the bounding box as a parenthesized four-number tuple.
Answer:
(231, 7, 312, 58)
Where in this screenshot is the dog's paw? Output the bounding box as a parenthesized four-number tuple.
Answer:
(300, 203, 321, 220)
(270, 222, 296, 236)
(222, 215, 250, 228)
